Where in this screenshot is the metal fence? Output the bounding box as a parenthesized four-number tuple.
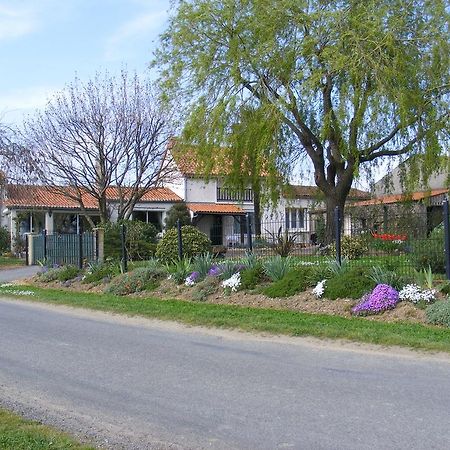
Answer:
(206, 202, 450, 276)
(30, 231, 97, 267)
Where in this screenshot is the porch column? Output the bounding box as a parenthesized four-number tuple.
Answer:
(45, 211, 54, 234)
(9, 209, 17, 253)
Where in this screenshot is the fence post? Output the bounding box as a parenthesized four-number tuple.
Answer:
(78, 230, 83, 269)
(246, 213, 253, 253)
(27, 234, 34, 266)
(25, 233, 29, 266)
(443, 198, 450, 280)
(177, 219, 183, 260)
(42, 229, 47, 261)
(120, 224, 128, 272)
(95, 228, 105, 263)
(334, 206, 342, 266)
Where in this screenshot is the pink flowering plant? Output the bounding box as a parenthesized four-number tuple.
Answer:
(352, 284, 399, 316)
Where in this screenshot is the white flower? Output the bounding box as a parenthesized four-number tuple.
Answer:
(184, 276, 195, 287)
(312, 279, 326, 298)
(222, 273, 241, 292)
(392, 239, 404, 245)
(399, 284, 436, 304)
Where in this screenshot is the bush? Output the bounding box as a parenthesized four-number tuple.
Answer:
(411, 226, 444, 273)
(105, 267, 165, 295)
(164, 202, 191, 230)
(191, 277, 220, 301)
(38, 267, 61, 283)
(324, 265, 375, 300)
(263, 267, 316, 298)
(329, 235, 368, 260)
(56, 265, 81, 282)
(156, 226, 212, 263)
(0, 227, 10, 253)
(82, 261, 120, 284)
(426, 299, 450, 327)
(262, 256, 295, 281)
(104, 221, 158, 261)
(240, 264, 266, 290)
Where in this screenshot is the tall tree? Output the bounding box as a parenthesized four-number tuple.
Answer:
(155, 0, 449, 240)
(24, 71, 176, 224)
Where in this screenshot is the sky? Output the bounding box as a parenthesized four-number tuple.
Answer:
(0, 0, 171, 125)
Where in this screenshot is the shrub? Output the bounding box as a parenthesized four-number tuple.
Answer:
(82, 261, 120, 284)
(166, 257, 192, 284)
(329, 235, 368, 260)
(38, 267, 61, 283)
(266, 227, 299, 257)
(105, 267, 165, 295)
(411, 226, 444, 273)
(104, 221, 158, 261)
(240, 264, 266, 290)
(0, 227, 10, 253)
(352, 284, 399, 316)
(164, 202, 191, 230)
(324, 265, 375, 299)
(426, 299, 450, 327)
(191, 277, 220, 301)
(263, 256, 295, 281)
(263, 267, 316, 298)
(156, 226, 212, 263)
(56, 265, 81, 282)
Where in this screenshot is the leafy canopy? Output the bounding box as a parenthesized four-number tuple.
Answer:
(155, 0, 449, 203)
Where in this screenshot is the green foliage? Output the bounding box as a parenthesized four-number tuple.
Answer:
(82, 261, 120, 284)
(324, 266, 375, 300)
(426, 300, 450, 327)
(262, 256, 295, 282)
(155, 0, 449, 237)
(240, 264, 265, 290)
(38, 265, 80, 283)
(0, 227, 10, 253)
(164, 202, 191, 230)
(267, 227, 299, 257)
(191, 276, 220, 301)
(368, 266, 408, 291)
(411, 227, 445, 273)
(217, 259, 241, 280)
(166, 257, 192, 284)
(104, 221, 158, 261)
(263, 267, 316, 298)
(192, 253, 214, 279)
(105, 267, 165, 295)
(323, 258, 349, 277)
(156, 225, 212, 263)
(329, 236, 369, 260)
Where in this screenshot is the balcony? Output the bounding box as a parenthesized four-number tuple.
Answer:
(217, 187, 253, 202)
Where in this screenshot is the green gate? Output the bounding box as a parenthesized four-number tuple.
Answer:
(30, 232, 97, 267)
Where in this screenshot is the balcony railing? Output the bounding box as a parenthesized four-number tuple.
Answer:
(217, 187, 254, 202)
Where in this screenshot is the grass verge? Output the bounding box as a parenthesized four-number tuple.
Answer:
(0, 408, 94, 450)
(2, 284, 450, 353)
(0, 256, 25, 267)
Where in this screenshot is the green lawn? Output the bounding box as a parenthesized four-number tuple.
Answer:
(0, 408, 94, 450)
(2, 284, 450, 353)
(0, 256, 25, 267)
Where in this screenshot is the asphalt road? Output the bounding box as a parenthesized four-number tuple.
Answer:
(0, 265, 40, 282)
(1, 299, 450, 450)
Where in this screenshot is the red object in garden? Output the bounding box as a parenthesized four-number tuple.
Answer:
(371, 233, 407, 241)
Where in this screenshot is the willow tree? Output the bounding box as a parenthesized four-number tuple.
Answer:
(155, 0, 449, 240)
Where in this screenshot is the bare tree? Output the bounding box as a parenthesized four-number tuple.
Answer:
(23, 71, 176, 225)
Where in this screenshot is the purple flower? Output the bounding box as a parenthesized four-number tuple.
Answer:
(189, 271, 200, 281)
(352, 284, 399, 316)
(208, 265, 222, 277)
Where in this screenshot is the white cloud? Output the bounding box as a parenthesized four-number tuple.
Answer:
(104, 9, 168, 61)
(0, 3, 38, 41)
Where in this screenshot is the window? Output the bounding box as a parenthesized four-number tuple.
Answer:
(285, 208, 306, 230)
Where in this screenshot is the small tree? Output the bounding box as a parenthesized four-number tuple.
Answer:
(24, 71, 176, 225)
(164, 202, 191, 229)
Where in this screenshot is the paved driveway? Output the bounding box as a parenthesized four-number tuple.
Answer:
(0, 265, 40, 282)
(1, 299, 450, 449)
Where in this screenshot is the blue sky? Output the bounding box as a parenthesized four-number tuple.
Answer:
(0, 0, 171, 125)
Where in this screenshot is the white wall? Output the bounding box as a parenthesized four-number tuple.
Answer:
(185, 178, 217, 203)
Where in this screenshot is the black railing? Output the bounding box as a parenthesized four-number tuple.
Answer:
(217, 187, 253, 202)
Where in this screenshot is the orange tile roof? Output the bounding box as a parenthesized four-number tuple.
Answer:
(351, 188, 448, 207)
(5, 185, 181, 210)
(187, 202, 246, 215)
(168, 138, 269, 177)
